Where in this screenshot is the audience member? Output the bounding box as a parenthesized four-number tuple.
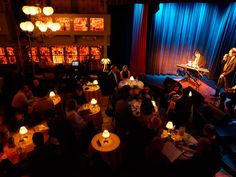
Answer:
(219, 85, 236, 117)
(107, 65, 120, 95)
(120, 65, 131, 80)
(11, 84, 34, 114)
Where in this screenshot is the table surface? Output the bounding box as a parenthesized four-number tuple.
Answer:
(91, 132, 120, 152)
(83, 85, 100, 92)
(78, 103, 100, 116)
(13, 122, 49, 153)
(49, 95, 61, 105)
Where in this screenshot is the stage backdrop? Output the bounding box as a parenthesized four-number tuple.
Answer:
(146, 2, 236, 83)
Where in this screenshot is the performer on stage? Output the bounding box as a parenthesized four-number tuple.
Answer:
(213, 48, 236, 97)
(177, 50, 206, 76)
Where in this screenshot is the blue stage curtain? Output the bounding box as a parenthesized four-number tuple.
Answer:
(130, 3, 148, 76)
(147, 2, 236, 83)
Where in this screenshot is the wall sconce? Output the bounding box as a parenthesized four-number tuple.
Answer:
(91, 98, 97, 106)
(102, 130, 110, 144)
(19, 126, 28, 142)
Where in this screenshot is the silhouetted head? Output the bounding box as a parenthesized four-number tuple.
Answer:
(32, 132, 44, 147)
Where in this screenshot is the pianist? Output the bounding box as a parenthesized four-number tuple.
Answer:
(177, 50, 206, 77)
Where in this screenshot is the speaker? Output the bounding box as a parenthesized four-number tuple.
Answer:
(163, 77, 182, 92)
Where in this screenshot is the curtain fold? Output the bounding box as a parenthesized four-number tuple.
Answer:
(147, 3, 236, 83)
(130, 3, 148, 76)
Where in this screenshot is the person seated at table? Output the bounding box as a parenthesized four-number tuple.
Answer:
(0, 138, 23, 177)
(28, 89, 54, 124)
(120, 65, 131, 80)
(172, 88, 193, 128)
(12, 83, 34, 115)
(28, 132, 50, 177)
(140, 85, 155, 99)
(177, 50, 206, 77)
(219, 85, 236, 117)
(30, 79, 45, 98)
(65, 99, 90, 152)
(176, 137, 220, 177)
(72, 84, 86, 106)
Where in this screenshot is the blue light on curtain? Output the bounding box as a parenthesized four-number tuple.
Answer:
(148, 3, 236, 82)
(130, 3, 145, 75)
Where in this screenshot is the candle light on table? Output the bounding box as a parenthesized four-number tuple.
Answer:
(102, 130, 110, 144)
(49, 91, 56, 98)
(91, 98, 97, 107)
(93, 80, 98, 85)
(166, 121, 174, 136)
(19, 126, 28, 142)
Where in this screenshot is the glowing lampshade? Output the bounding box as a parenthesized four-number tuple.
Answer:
(38, 23, 47, 32)
(25, 21, 34, 32)
(90, 98, 97, 105)
(43, 6, 54, 16)
(19, 126, 28, 135)
(22, 6, 30, 15)
(152, 100, 156, 107)
(166, 121, 174, 130)
(102, 130, 110, 138)
(20, 22, 27, 31)
(101, 58, 111, 64)
(93, 80, 98, 85)
(130, 76, 135, 81)
(49, 91, 56, 97)
(189, 91, 192, 97)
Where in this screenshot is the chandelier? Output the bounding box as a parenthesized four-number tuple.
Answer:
(19, 4, 61, 32)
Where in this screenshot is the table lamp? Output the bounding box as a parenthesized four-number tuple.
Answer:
(19, 126, 28, 142)
(91, 98, 97, 107)
(130, 76, 135, 81)
(49, 91, 56, 98)
(93, 80, 98, 85)
(101, 58, 111, 72)
(189, 91, 192, 97)
(166, 121, 174, 135)
(102, 130, 110, 144)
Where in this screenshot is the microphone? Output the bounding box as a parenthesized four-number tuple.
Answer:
(222, 54, 229, 62)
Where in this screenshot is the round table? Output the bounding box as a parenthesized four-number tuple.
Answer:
(91, 132, 120, 152)
(83, 85, 102, 104)
(90, 132, 121, 168)
(118, 79, 144, 89)
(78, 103, 103, 130)
(49, 95, 61, 105)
